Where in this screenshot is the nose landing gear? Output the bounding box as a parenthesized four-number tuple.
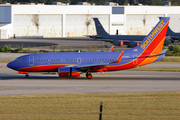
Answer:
(25, 74, 29, 78)
(86, 72, 92, 79)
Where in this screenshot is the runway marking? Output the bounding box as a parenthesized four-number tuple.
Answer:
(98, 84, 111, 89)
(0, 86, 9, 90)
(1, 65, 5, 68)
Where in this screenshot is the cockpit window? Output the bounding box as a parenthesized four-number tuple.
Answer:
(14, 59, 22, 62)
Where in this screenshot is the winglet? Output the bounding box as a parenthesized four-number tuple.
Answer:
(108, 45, 114, 52)
(110, 50, 124, 64)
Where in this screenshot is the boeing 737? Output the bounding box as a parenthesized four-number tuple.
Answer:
(7, 17, 170, 79)
(89, 18, 171, 48)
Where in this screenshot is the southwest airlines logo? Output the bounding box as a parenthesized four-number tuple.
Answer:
(141, 20, 165, 49)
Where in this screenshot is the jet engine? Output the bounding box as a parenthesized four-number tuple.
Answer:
(58, 67, 80, 77)
(164, 36, 174, 46)
(128, 41, 140, 48)
(113, 40, 124, 46)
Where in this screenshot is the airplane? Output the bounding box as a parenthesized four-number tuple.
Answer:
(166, 26, 180, 43)
(88, 18, 171, 48)
(7, 17, 170, 79)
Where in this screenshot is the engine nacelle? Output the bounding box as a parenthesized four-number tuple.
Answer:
(164, 37, 172, 46)
(113, 40, 123, 46)
(129, 41, 140, 48)
(18, 71, 27, 74)
(136, 42, 140, 46)
(58, 67, 80, 77)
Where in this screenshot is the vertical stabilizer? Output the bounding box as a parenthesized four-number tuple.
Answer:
(132, 17, 170, 67)
(93, 18, 109, 36)
(133, 17, 170, 56)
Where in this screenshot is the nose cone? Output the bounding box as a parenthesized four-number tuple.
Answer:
(7, 61, 16, 70)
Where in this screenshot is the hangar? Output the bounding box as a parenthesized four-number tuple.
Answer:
(0, 3, 180, 39)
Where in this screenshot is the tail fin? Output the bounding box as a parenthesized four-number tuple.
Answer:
(133, 17, 170, 56)
(93, 18, 109, 36)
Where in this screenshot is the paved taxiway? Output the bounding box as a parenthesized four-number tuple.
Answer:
(0, 71, 180, 95)
(0, 38, 114, 50)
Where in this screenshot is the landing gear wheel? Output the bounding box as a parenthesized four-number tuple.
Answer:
(25, 74, 29, 78)
(86, 73, 92, 79)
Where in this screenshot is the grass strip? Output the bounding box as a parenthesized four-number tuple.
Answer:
(0, 92, 180, 120)
(157, 57, 180, 63)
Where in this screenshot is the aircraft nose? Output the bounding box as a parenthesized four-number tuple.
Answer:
(7, 61, 15, 70)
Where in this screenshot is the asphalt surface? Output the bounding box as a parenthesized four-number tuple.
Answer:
(0, 38, 116, 51)
(0, 71, 180, 95)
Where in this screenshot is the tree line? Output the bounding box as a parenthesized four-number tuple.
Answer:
(0, 0, 180, 5)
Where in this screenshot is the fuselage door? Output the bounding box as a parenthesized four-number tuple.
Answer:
(133, 54, 138, 65)
(77, 58, 81, 64)
(29, 55, 34, 66)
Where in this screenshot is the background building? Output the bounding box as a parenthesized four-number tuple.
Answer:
(0, 3, 180, 39)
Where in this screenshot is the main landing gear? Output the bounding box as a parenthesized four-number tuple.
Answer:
(25, 74, 29, 78)
(86, 72, 92, 79)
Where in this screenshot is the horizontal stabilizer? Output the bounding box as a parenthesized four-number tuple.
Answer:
(139, 49, 172, 58)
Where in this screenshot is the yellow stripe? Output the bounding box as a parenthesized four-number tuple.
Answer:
(0, 86, 9, 90)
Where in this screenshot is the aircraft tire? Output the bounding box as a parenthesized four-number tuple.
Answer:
(25, 74, 29, 78)
(86, 73, 92, 79)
